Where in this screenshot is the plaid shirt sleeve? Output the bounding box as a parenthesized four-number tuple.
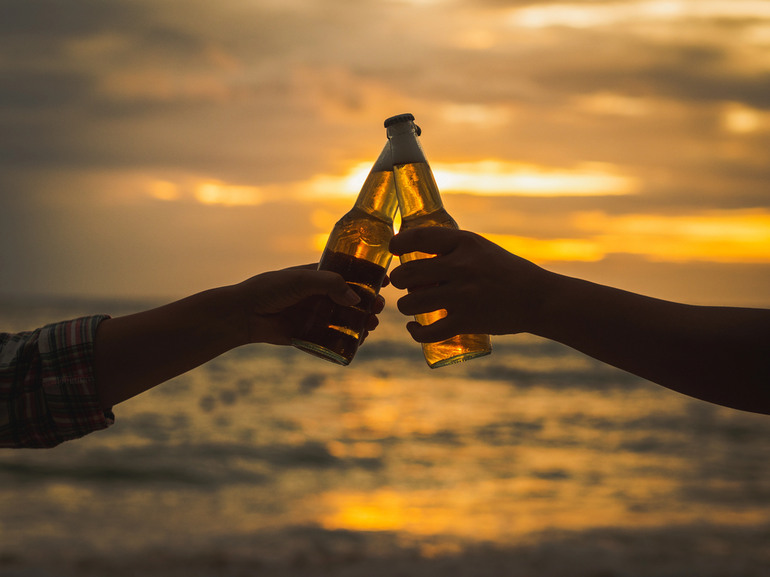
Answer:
(0, 315, 114, 448)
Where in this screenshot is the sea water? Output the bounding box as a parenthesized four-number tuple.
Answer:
(0, 295, 769, 576)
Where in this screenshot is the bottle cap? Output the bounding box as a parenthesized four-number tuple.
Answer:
(384, 113, 415, 128)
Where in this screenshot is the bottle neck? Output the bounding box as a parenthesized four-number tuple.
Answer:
(353, 143, 398, 223)
(387, 120, 444, 218)
(392, 161, 444, 218)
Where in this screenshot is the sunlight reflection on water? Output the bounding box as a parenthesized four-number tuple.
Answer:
(1, 304, 769, 575)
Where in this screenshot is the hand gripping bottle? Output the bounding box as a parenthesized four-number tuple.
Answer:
(385, 113, 492, 368)
(292, 143, 398, 365)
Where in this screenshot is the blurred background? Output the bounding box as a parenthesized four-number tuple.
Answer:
(1, 1, 769, 575)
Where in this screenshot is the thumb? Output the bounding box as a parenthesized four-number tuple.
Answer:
(299, 270, 361, 306)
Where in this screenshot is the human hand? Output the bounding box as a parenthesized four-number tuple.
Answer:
(235, 265, 387, 346)
(389, 227, 552, 342)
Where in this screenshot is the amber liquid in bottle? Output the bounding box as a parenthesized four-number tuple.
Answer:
(393, 160, 491, 368)
(292, 151, 397, 366)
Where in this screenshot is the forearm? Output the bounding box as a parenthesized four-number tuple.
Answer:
(534, 272, 770, 414)
(93, 285, 248, 409)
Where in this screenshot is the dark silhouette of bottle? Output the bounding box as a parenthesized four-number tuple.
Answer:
(292, 143, 397, 365)
(385, 113, 492, 368)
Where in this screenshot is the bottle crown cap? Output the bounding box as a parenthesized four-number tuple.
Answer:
(384, 113, 415, 128)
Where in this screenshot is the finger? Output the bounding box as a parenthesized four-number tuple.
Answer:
(371, 294, 386, 314)
(360, 309, 384, 344)
(405, 317, 461, 343)
(389, 227, 464, 257)
(390, 258, 446, 290)
(291, 265, 387, 305)
(293, 270, 361, 306)
(364, 313, 380, 332)
(396, 289, 448, 317)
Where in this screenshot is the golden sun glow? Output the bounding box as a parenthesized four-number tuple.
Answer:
(300, 162, 374, 199)
(722, 103, 767, 134)
(147, 177, 265, 206)
(149, 158, 637, 208)
(297, 159, 634, 200)
(482, 234, 606, 263)
(317, 473, 758, 543)
(578, 210, 770, 263)
(489, 210, 770, 264)
(148, 180, 182, 201)
(312, 233, 330, 252)
(574, 92, 651, 117)
(319, 488, 498, 537)
(147, 169, 770, 266)
(433, 161, 638, 196)
(301, 159, 639, 200)
(509, 0, 770, 29)
(194, 181, 264, 206)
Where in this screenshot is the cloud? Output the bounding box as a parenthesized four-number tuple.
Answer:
(0, 0, 142, 37)
(498, 3, 770, 109)
(482, 209, 770, 265)
(506, 0, 770, 28)
(433, 160, 639, 196)
(0, 0, 415, 179)
(1, 0, 769, 299)
(3, 0, 767, 179)
(0, 70, 95, 109)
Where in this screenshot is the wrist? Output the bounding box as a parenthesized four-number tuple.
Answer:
(525, 268, 568, 338)
(214, 284, 252, 348)
(179, 284, 251, 351)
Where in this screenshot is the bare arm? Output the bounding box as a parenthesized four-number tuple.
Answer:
(389, 227, 770, 415)
(536, 274, 770, 413)
(93, 267, 382, 410)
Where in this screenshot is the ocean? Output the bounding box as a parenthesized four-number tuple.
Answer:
(1, 295, 769, 576)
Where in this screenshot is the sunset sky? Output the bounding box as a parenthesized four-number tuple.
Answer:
(1, 0, 769, 306)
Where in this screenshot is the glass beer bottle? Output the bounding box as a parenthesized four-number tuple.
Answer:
(292, 143, 398, 365)
(385, 113, 492, 368)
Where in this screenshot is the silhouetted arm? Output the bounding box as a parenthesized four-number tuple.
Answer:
(535, 274, 770, 413)
(94, 267, 381, 410)
(389, 227, 770, 415)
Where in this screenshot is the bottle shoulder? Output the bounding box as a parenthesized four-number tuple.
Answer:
(340, 206, 394, 225)
(331, 208, 395, 238)
(400, 208, 458, 230)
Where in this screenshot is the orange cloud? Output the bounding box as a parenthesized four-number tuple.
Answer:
(578, 210, 770, 263)
(155, 157, 639, 208)
(486, 210, 770, 264)
(433, 161, 639, 196)
(508, 1, 770, 30)
(482, 234, 605, 263)
(194, 181, 264, 206)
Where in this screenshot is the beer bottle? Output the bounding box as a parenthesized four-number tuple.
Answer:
(385, 113, 492, 368)
(292, 143, 398, 365)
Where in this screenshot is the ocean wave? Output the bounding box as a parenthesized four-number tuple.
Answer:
(0, 440, 384, 487)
